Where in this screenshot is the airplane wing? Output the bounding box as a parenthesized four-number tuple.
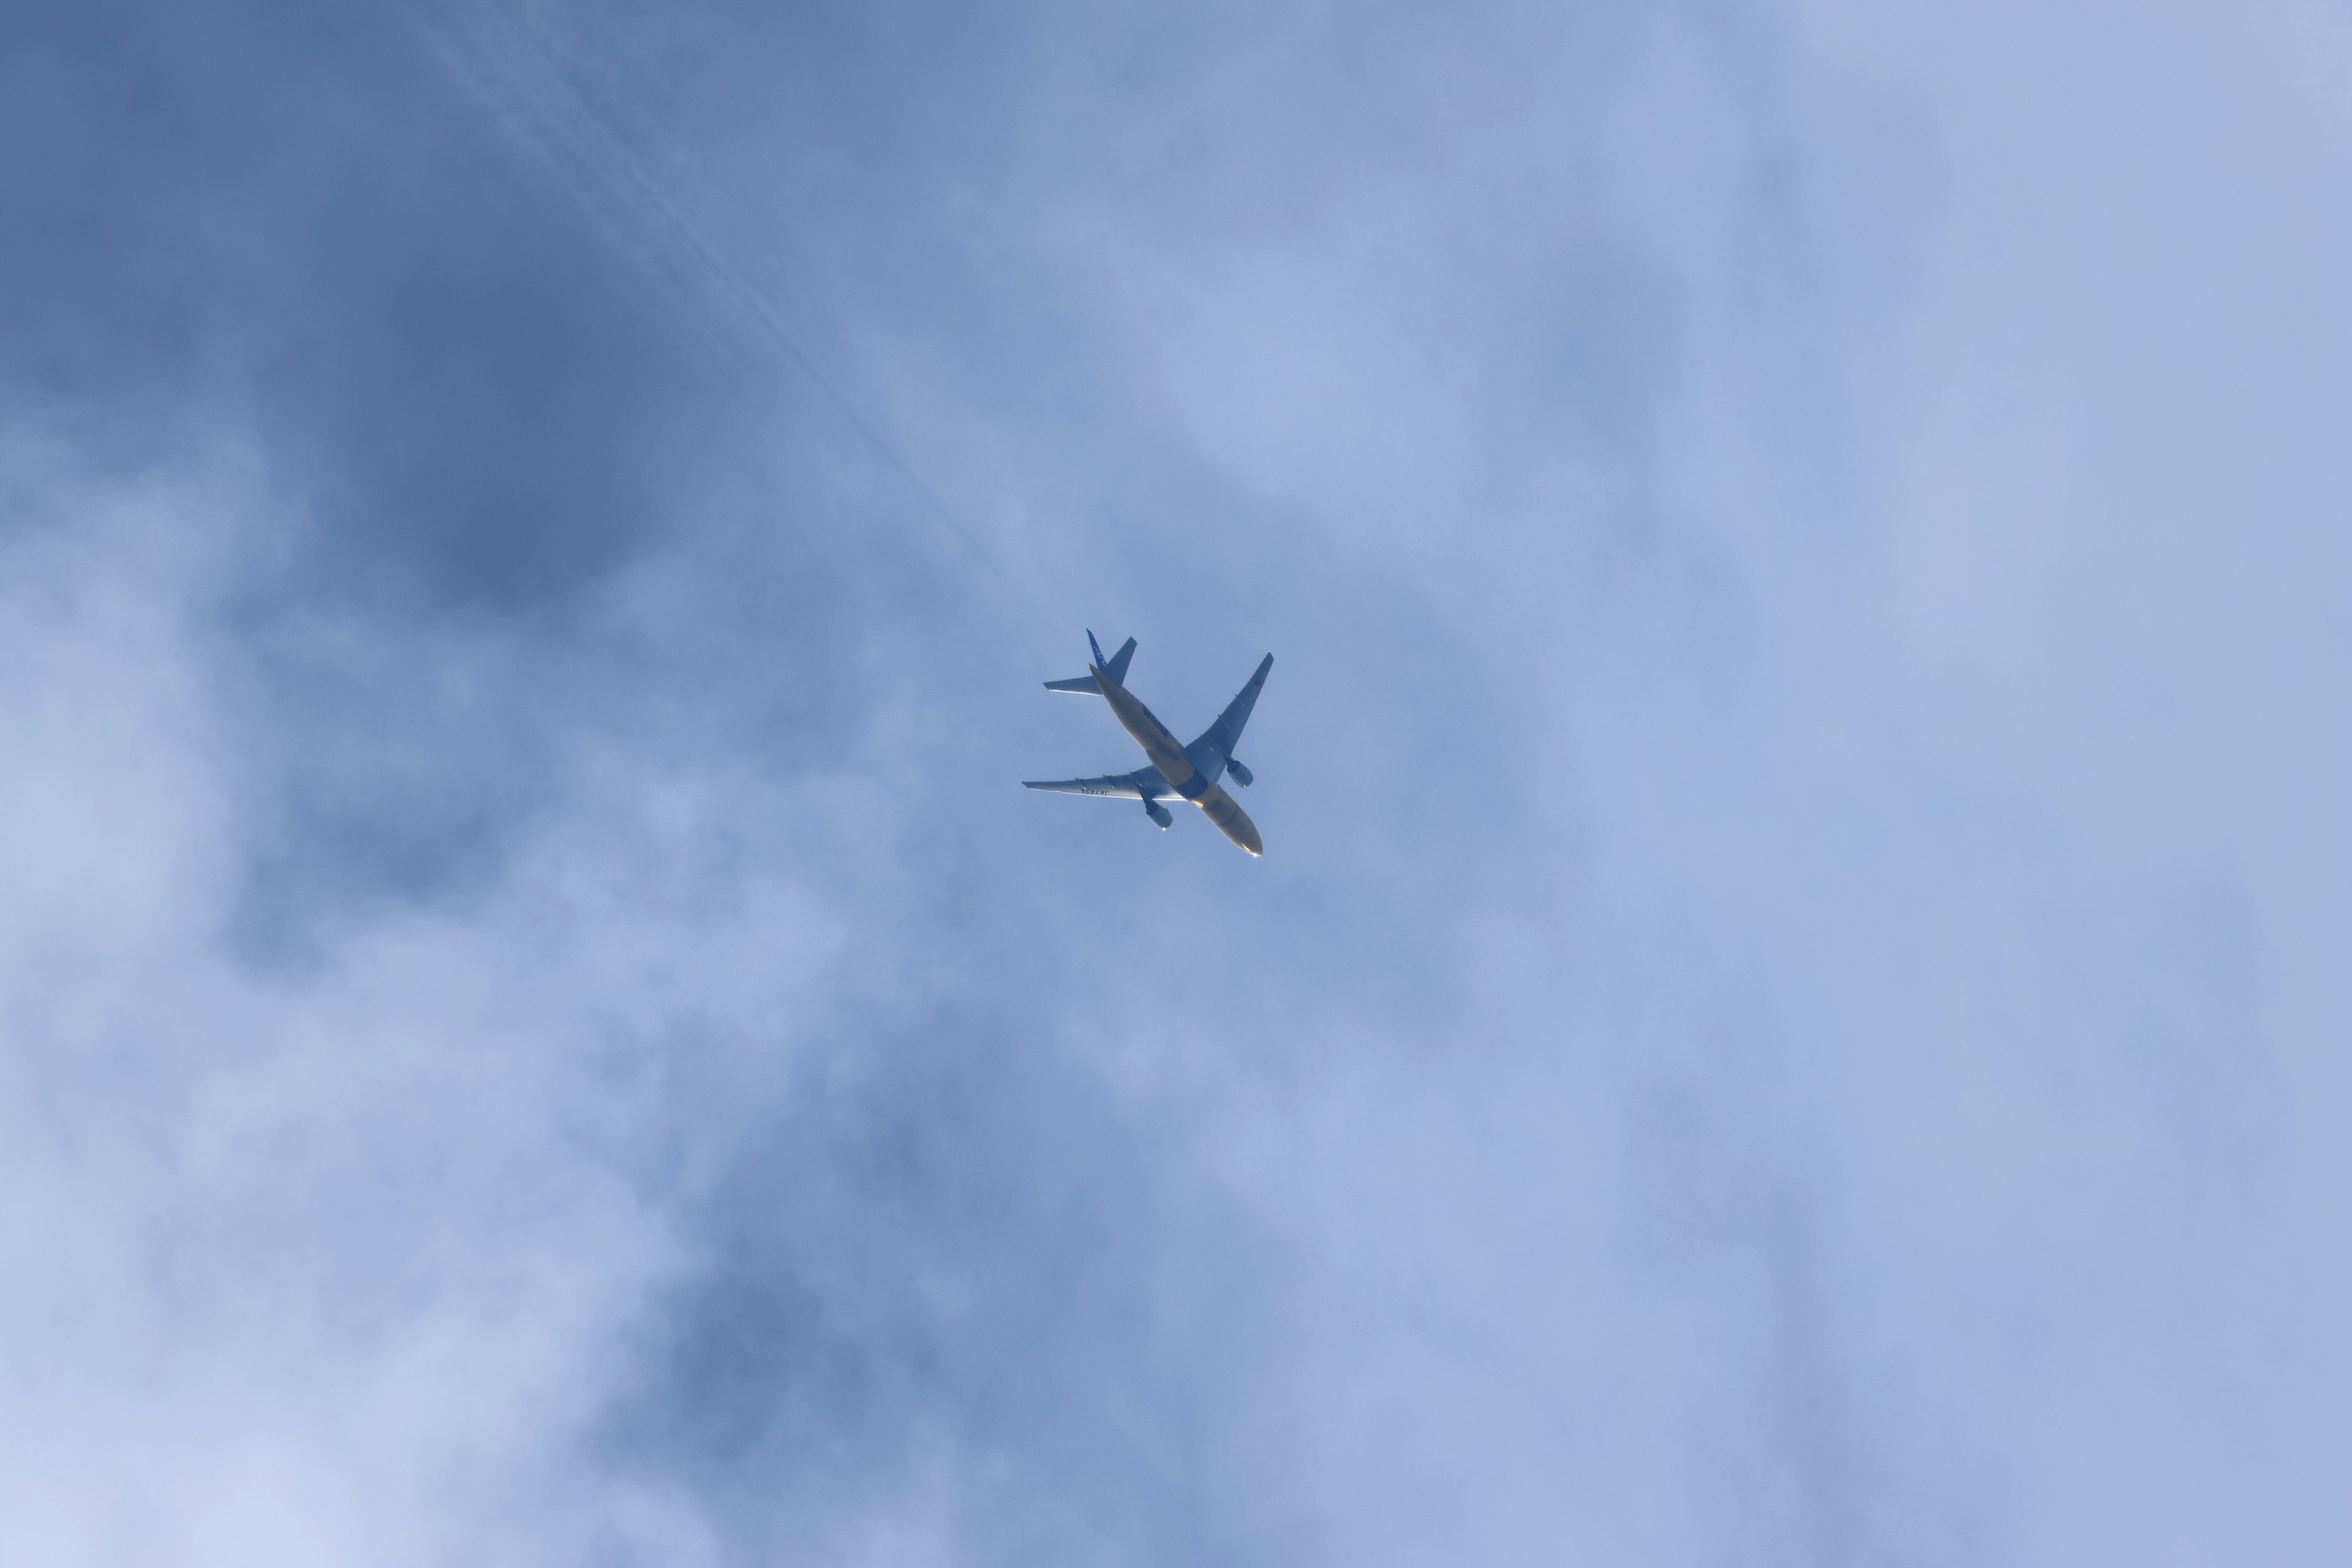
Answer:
(1191, 653, 1273, 753)
(1021, 767, 1169, 801)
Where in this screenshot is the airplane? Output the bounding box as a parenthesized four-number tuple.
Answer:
(1025, 631, 1272, 856)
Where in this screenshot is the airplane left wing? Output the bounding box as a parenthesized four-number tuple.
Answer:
(1021, 767, 1168, 800)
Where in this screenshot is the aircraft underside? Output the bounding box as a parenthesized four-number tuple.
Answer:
(1023, 633, 1272, 856)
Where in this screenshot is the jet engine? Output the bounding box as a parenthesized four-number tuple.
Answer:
(1226, 758, 1254, 788)
(1145, 800, 1173, 829)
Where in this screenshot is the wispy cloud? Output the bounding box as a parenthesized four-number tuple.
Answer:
(4, 1, 2349, 1564)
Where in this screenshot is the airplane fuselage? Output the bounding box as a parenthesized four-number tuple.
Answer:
(1093, 663, 1264, 856)
(1023, 634, 1271, 855)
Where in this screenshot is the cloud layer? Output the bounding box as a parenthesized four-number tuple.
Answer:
(4, 1, 2349, 1564)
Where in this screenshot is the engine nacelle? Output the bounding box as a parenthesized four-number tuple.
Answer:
(1145, 800, 1174, 829)
(1226, 758, 1254, 788)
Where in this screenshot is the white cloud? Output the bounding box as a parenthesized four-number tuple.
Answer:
(0, 435, 850, 1566)
(11, 1, 2352, 1562)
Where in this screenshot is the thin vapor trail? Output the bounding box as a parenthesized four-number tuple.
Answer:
(409, 0, 1065, 663)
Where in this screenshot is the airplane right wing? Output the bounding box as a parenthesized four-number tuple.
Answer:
(1193, 653, 1273, 753)
(1021, 767, 1168, 800)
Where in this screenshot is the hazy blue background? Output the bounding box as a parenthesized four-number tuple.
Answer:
(4, 2, 2348, 1564)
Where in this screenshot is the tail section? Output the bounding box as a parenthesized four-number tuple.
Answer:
(1042, 633, 1136, 695)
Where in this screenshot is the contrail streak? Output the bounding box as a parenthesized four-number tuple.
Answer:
(407, 0, 1063, 662)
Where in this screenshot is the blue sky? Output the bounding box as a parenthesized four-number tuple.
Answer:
(4, 2, 2349, 1564)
